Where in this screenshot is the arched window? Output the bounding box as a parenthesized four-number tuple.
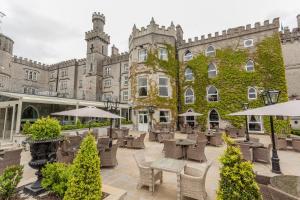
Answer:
(245, 60, 254, 72)
(185, 88, 194, 104)
(28, 71, 33, 80)
(207, 86, 219, 102)
(206, 45, 215, 56)
(208, 63, 217, 78)
(184, 68, 193, 81)
(32, 72, 37, 81)
(186, 109, 195, 127)
(209, 109, 220, 130)
(22, 106, 39, 120)
(248, 87, 257, 100)
(184, 50, 193, 61)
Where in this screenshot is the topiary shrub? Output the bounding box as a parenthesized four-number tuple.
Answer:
(22, 121, 31, 135)
(28, 116, 62, 141)
(41, 163, 71, 198)
(0, 165, 23, 200)
(217, 134, 262, 200)
(64, 133, 102, 200)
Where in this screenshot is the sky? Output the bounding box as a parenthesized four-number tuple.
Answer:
(1, 0, 300, 64)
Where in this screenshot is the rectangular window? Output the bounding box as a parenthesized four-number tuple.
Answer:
(122, 90, 128, 101)
(103, 93, 112, 101)
(248, 115, 263, 132)
(138, 49, 147, 62)
(158, 48, 168, 60)
(83, 66, 86, 74)
(159, 111, 170, 123)
(138, 77, 147, 97)
(159, 77, 169, 97)
(104, 79, 111, 87)
(79, 80, 83, 88)
(50, 72, 55, 79)
(123, 75, 128, 86)
(123, 64, 129, 72)
(105, 67, 111, 76)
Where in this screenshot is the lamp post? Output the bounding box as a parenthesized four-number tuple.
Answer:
(104, 98, 120, 139)
(260, 89, 281, 174)
(242, 103, 250, 142)
(147, 106, 155, 132)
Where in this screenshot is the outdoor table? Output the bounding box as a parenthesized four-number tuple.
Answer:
(270, 175, 300, 198)
(176, 139, 196, 159)
(150, 158, 186, 200)
(236, 140, 264, 148)
(151, 130, 169, 142)
(205, 132, 215, 144)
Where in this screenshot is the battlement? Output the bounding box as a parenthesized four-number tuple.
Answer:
(129, 18, 176, 44)
(12, 56, 49, 70)
(103, 52, 129, 65)
(178, 17, 279, 49)
(77, 58, 86, 66)
(49, 59, 77, 69)
(85, 30, 110, 43)
(92, 12, 105, 24)
(281, 27, 300, 43)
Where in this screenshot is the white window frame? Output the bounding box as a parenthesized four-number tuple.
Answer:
(137, 76, 148, 97)
(207, 86, 219, 102)
(244, 39, 254, 48)
(184, 68, 194, 81)
(105, 67, 111, 76)
(32, 72, 37, 81)
(123, 64, 129, 72)
(28, 71, 33, 80)
(185, 88, 194, 104)
(122, 90, 128, 101)
(138, 48, 148, 62)
(158, 48, 168, 61)
(208, 109, 220, 130)
(248, 87, 257, 100)
(158, 76, 169, 97)
(185, 109, 195, 126)
(104, 79, 112, 87)
(159, 110, 170, 123)
(184, 50, 193, 61)
(245, 60, 255, 72)
(205, 45, 216, 56)
(248, 115, 263, 133)
(208, 63, 217, 78)
(123, 75, 128, 86)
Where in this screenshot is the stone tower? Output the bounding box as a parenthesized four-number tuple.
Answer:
(0, 33, 13, 91)
(84, 12, 110, 100)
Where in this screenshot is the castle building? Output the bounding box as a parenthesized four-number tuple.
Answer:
(0, 12, 299, 140)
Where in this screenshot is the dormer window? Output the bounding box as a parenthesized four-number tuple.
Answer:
(184, 50, 193, 61)
(138, 49, 148, 62)
(206, 45, 216, 57)
(158, 48, 168, 61)
(244, 39, 254, 48)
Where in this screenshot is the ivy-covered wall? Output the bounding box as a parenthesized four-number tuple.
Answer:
(180, 34, 289, 133)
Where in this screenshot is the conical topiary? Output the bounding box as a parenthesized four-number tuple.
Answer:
(217, 134, 262, 200)
(64, 133, 102, 200)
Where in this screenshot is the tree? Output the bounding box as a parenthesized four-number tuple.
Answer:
(217, 134, 262, 200)
(64, 134, 102, 200)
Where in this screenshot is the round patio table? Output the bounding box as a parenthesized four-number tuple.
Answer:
(176, 139, 196, 159)
(205, 133, 215, 144)
(270, 175, 300, 198)
(236, 140, 264, 148)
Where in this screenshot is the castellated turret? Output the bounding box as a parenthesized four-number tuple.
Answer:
(297, 14, 300, 29)
(0, 33, 14, 85)
(92, 12, 105, 32)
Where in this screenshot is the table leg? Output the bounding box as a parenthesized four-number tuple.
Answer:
(177, 173, 181, 200)
(151, 169, 154, 193)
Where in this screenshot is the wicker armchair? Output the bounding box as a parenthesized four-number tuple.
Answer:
(187, 141, 207, 162)
(56, 146, 74, 164)
(149, 131, 157, 141)
(92, 128, 99, 139)
(187, 133, 198, 141)
(107, 128, 119, 139)
(97, 137, 110, 150)
(0, 148, 22, 174)
(99, 144, 118, 167)
(127, 133, 146, 149)
(292, 138, 300, 152)
(238, 128, 246, 137)
(157, 132, 175, 143)
(197, 133, 208, 143)
(65, 135, 82, 151)
(121, 127, 129, 137)
(253, 144, 271, 164)
(255, 173, 272, 200)
(179, 124, 185, 133)
(227, 127, 238, 138)
(180, 162, 212, 200)
(133, 153, 163, 192)
(238, 143, 253, 161)
(274, 135, 287, 150)
(164, 140, 183, 159)
(250, 137, 260, 143)
(185, 126, 193, 134)
(209, 133, 223, 146)
(268, 185, 298, 200)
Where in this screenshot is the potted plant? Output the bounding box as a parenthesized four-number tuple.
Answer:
(24, 116, 63, 195)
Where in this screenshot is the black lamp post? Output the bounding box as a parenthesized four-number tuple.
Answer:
(104, 98, 120, 139)
(242, 103, 250, 142)
(147, 106, 155, 132)
(260, 89, 281, 174)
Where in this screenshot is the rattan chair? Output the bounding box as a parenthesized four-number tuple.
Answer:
(187, 133, 198, 141)
(97, 137, 110, 150)
(164, 140, 183, 159)
(274, 135, 287, 150)
(92, 128, 99, 139)
(197, 133, 208, 143)
(127, 133, 146, 149)
(0, 148, 22, 174)
(56, 146, 74, 164)
(249, 137, 260, 143)
(255, 173, 272, 200)
(268, 185, 299, 200)
(238, 143, 253, 161)
(238, 128, 246, 137)
(187, 141, 207, 162)
(180, 162, 212, 200)
(133, 153, 163, 192)
(227, 127, 238, 138)
(185, 126, 193, 134)
(253, 144, 271, 164)
(292, 138, 300, 152)
(157, 132, 175, 143)
(99, 144, 118, 167)
(149, 131, 157, 141)
(121, 127, 129, 137)
(209, 133, 223, 146)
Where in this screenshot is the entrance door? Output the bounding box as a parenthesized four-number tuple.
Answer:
(138, 111, 148, 132)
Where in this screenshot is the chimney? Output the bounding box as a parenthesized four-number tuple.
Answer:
(111, 45, 119, 56)
(297, 14, 300, 28)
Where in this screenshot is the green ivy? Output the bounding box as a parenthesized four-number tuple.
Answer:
(180, 34, 289, 133)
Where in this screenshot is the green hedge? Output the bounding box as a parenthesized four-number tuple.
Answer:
(61, 120, 110, 131)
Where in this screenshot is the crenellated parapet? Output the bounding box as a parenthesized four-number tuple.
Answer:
(129, 18, 176, 45)
(102, 52, 129, 65)
(12, 55, 49, 70)
(0, 33, 14, 54)
(77, 58, 86, 66)
(92, 12, 105, 24)
(178, 18, 280, 49)
(49, 59, 77, 70)
(85, 30, 110, 43)
(281, 27, 300, 44)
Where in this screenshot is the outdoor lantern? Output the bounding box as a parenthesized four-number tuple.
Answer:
(148, 105, 155, 114)
(242, 102, 249, 110)
(261, 89, 280, 105)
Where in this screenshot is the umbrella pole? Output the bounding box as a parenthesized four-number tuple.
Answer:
(270, 116, 281, 174)
(109, 118, 113, 139)
(245, 116, 250, 142)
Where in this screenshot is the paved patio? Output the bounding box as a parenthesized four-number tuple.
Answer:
(18, 128, 300, 200)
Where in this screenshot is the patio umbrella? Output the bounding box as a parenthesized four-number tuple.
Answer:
(51, 106, 123, 136)
(178, 111, 203, 117)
